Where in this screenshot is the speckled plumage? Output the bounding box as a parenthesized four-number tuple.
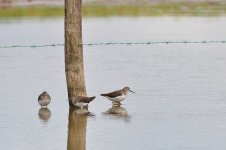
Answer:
(38, 91, 51, 107)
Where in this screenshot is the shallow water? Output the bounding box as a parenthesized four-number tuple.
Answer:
(1, 17, 226, 150)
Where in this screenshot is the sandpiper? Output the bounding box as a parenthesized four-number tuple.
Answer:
(38, 91, 51, 107)
(69, 96, 96, 108)
(101, 86, 135, 105)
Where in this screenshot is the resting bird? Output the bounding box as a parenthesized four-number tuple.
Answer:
(101, 86, 135, 105)
(38, 91, 51, 107)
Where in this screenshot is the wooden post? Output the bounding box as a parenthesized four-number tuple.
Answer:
(65, 0, 86, 106)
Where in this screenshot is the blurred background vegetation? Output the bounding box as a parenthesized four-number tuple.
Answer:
(0, 0, 226, 17)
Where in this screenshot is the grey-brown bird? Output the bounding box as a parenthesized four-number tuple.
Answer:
(38, 91, 51, 107)
(69, 96, 96, 108)
(101, 86, 135, 104)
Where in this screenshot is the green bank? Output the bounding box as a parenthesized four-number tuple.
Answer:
(1, 2, 226, 18)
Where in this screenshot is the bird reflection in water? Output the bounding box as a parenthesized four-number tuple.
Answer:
(38, 107, 51, 122)
(103, 105, 130, 122)
(67, 107, 94, 150)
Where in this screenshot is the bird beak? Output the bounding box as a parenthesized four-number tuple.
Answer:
(129, 89, 135, 94)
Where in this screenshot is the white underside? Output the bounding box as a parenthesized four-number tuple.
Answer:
(104, 94, 127, 102)
(74, 102, 88, 108)
(38, 99, 51, 107)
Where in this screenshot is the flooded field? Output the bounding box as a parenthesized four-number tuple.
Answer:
(0, 17, 226, 150)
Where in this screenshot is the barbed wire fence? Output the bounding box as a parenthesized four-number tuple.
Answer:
(0, 40, 226, 49)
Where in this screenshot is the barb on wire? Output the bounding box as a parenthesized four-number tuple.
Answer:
(0, 40, 226, 49)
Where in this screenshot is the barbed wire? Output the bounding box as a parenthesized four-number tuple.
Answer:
(0, 40, 226, 48)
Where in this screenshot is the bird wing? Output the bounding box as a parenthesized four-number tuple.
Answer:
(46, 94, 51, 100)
(101, 90, 122, 98)
(38, 95, 43, 101)
(77, 96, 96, 103)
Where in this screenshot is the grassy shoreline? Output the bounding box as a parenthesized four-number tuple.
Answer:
(1, 2, 226, 18)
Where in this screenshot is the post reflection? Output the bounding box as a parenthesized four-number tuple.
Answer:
(103, 106, 130, 122)
(38, 107, 51, 122)
(67, 107, 88, 150)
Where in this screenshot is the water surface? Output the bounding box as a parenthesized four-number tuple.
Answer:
(0, 17, 226, 150)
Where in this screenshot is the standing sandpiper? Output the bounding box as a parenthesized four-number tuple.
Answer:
(101, 86, 135, 105)
(69, 96, 96, 108)
(38, 91, 51, 107)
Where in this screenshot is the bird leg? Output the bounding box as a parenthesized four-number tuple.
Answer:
(112, 101, 121, 107)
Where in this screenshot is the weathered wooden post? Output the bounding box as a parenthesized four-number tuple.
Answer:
(65, 0, 86, 106)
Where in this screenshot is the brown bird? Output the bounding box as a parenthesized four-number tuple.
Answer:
(101, 87, 135, 104)
(38, 91, 51, 107)
(69, 96, 96, 108)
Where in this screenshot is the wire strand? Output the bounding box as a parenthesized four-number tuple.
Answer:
(0, 40, 226, 48)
